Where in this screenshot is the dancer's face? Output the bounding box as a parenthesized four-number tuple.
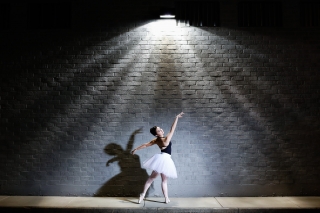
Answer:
(156, 127, 164, 137)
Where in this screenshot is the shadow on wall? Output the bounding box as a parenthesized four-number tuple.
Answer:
(94, 128, 152, 197)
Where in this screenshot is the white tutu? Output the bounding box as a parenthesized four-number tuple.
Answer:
(143, 153, 177, 179)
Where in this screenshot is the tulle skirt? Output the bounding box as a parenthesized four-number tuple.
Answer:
(143, 153, 177, 179)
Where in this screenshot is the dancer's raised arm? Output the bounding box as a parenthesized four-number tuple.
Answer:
(165, 112, 184, 143)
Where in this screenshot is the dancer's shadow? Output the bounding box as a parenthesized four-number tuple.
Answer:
(95, 128, 152, 197)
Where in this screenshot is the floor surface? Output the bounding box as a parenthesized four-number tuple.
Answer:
(0, 196, 320, 209)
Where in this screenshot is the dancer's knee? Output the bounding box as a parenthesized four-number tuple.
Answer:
(147, 176, 156, 183)
(148, 171, 159, 182)
(161, 173, 168, 183)
(150, 171, 159, 178)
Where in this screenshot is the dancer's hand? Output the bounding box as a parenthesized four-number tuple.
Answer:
(131, 149, 137, 155)
(176, 112, 184, 118)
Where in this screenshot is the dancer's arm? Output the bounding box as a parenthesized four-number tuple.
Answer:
(131, 139, 156, 155)
(165, 112, 184, 143)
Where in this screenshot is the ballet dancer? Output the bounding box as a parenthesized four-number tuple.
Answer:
(131, 112, 184, 204)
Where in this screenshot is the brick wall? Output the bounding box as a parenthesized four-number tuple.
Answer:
(0, 0, 319, 197)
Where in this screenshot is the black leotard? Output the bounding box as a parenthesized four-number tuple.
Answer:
(161, 141, 172, 155)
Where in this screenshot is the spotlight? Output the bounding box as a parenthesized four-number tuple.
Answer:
(160, 7, 175, 19)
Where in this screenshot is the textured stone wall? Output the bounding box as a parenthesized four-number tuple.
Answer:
(0, 0, 319, 197)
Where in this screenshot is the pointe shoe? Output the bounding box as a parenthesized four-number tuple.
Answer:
(138, 193, 145, 204)
(165, 197, 170, 204)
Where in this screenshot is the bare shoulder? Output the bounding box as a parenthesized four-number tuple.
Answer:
(149, 138, 157, 145)
(154, 137, 169, 147)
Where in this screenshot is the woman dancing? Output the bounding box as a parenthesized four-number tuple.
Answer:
(131, 112, 184, 204)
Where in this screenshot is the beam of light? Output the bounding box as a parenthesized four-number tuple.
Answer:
(142, 22, 283, 187)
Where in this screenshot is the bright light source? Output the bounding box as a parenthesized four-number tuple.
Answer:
(160, 14, 175, 19)
(159, 7, 175, 19)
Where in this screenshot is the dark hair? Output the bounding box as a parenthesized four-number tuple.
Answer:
(150, 126, 157, 136)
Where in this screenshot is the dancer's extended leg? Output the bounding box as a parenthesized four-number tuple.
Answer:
(138, 171, 159, 203)
(161, 173, 170, 203)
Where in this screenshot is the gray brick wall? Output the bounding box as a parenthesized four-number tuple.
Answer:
(0, 0, 320, 197)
